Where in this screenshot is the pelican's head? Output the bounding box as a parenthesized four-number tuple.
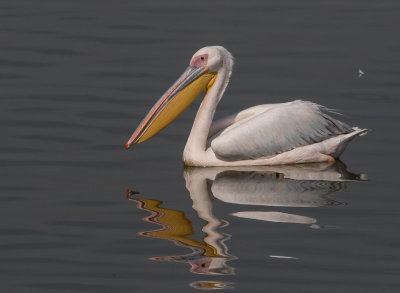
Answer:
(190, 46, 231, 72)
(125, 46, 233, 149)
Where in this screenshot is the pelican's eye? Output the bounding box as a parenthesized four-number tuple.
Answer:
(190, 54, 208, 68)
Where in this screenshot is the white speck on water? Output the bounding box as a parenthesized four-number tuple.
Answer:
(269, 255, 299, 260)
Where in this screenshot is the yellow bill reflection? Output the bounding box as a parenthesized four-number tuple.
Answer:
(127, 190, 235, 276)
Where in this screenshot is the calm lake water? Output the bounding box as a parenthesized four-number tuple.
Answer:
(1, 1, 399, 292)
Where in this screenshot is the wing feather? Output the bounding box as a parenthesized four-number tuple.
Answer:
(210, 100, 353, 160)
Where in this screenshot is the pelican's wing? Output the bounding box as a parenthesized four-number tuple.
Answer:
(208, 104, 276, 139)
(210, 100, 353, 160)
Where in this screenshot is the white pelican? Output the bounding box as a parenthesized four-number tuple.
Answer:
(126, 46, 368, 166)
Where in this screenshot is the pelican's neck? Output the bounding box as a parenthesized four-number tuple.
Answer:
(184, 58, 233, 162)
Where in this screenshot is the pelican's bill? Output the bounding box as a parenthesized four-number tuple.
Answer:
(126, 66, 217, 148)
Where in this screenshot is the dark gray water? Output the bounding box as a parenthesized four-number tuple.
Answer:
(1, 1, 399, 292)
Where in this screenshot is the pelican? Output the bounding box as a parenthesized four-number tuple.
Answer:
(126, 46, 368, 166)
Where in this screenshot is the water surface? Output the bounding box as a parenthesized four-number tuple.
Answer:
(1, 0, 399, 292)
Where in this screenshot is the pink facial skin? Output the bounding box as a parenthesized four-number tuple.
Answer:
(190, 54, 208, 68)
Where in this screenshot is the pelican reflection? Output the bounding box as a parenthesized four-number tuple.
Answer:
(128, 161, 365, 287)
(185, 161, 365, 227)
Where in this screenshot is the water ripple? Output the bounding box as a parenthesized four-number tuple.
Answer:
(0, 242, 76, 251)
(0, 59, 52, 67)
(0, 160, 123, 168)
(0, 46, 85, 57)
(26, 283, 133, 292)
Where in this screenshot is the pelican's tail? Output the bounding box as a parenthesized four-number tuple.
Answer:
(331, 127, 369, 158)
